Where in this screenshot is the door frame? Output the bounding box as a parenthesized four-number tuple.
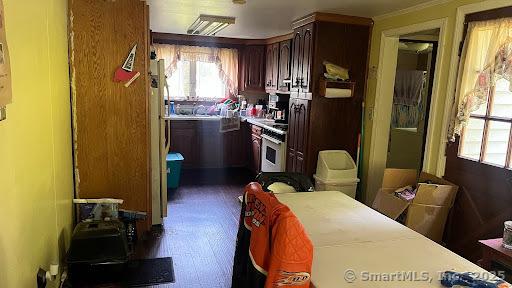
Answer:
(436, 0, 512, 176)
(365, 18, 448, 204)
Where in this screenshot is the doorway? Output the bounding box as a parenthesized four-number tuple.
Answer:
(386, 31, 439, 172)
(365, 19, 448, 204)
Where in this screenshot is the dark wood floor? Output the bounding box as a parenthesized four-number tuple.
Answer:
(134, 168, 254, 288)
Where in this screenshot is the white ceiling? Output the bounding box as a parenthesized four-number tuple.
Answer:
(148, 0, 436, 39)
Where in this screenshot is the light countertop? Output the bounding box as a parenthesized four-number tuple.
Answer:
(242, 117, 287, 135)
(164, 114, 221, 121)
(165, 115, 288, 135)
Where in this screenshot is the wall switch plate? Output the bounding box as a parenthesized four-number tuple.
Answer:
(0, 106, 6, 121)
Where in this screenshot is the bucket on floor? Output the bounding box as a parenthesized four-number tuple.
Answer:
(167, 153, 184, 189)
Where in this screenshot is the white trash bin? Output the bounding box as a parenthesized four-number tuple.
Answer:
(314, 150, 359, 198)
(313, 175, 360, 198)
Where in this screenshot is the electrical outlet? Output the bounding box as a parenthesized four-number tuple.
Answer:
(0, 106, 6, 121)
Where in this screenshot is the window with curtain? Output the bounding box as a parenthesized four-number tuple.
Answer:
(154, 44, 238, 101)
(453, 18, 512, 167)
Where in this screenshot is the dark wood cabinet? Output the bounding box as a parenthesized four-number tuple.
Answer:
(285, 15, 373, 178)
(250, 125, 262, 174)
(170, 121, 247, 169)
(265, 45, 273, 91)
(278, 40, 292, 92)
(271, 43, 279, 90)
(300, 24, 314, 95)
(265, 43, 281, 93)
(290, 30, 302, 93)
(241, 45, 266, 92)
(286, 98, 310, 174)
(290, 23, 314, 96)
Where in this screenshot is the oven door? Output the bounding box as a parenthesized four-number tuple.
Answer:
(261, 135, 286, 172)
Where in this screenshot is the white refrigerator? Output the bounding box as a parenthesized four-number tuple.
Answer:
(150, 59, 170, 225)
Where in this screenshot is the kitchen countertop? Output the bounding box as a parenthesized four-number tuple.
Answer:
(164, 114, 221, 121)
(242, 117, 287, 135)
(165, 115, 288, 135)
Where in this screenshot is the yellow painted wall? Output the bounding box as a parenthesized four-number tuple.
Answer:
(0, 0, 73, 287)
(362, 0, 485, 203)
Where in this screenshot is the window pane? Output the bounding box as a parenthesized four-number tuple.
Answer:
(483, 120, 511, 166)
(460, 118, 485, 160)
(167, 60, 191, 99)
(490, 78, 512, 118)
(196, 62, 225, 99)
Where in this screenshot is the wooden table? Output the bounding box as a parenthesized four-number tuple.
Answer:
(276, 191, 496, 288)
(479, 238, 512, 271)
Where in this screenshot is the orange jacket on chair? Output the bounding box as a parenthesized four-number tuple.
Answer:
(232, 182, 313, 288)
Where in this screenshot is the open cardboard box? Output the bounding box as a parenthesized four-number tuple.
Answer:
(371, 169, 458, 242)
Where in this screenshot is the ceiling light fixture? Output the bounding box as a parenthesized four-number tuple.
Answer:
(233, 0, 247, 4)
(187, 14, 236, 36)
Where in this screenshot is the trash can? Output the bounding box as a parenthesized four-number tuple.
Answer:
(167, 153, 184, 189)
(313, 150, 359, 198)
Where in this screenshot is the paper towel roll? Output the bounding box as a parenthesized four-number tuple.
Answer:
(324, 88, 352, 98)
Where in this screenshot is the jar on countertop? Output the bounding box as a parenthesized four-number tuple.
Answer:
(504, 221, 512, 250)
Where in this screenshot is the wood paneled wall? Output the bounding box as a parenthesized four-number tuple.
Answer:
(444, 140, 512, 262)
(69, 0, 151, 229)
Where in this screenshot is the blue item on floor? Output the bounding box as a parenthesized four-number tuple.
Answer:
(167, 153, 184, 189)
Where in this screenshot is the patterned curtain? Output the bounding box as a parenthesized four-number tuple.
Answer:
(153, 44, 179, 76)
(449, 18, 512, 141)
(154, 44, 238, 98)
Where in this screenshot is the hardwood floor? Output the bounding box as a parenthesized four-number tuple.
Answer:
(134, 168, 254, 288)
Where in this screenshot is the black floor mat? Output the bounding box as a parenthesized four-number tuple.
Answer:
(123, 257, 175, 287)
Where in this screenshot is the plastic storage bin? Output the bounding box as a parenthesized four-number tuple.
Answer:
(314, 150, 359, 198)
(167, 153, 184, 189)
(313, 176, 360, 198)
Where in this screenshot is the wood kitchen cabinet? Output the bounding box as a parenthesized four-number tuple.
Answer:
(170, 121, 247, 169)
(240, 45, 266, 92)
(290, 23, 314, 97)
(250, 125, 262, 175)
(265, 43, 280, 93)
(286, 98, 310, 174)
(285, 14, 373, 178)
(278, 40, 292, 92)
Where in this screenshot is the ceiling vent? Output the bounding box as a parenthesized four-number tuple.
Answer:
(187, 15, 236, 36)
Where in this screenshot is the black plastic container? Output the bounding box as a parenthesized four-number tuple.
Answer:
(256, 172, 315, 192)
(67, 220, 129, 284)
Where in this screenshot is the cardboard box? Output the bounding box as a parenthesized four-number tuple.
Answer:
(371, 169, 458, 242)
(405, 204, 451, 243)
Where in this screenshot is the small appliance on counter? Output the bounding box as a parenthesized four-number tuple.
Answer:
(268, 93, 290, 124)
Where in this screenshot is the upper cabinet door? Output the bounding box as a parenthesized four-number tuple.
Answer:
(278, 40, 291, 92)
(271, 43, 280, 90)
(300, 24, 314, 95)
(265, 44, 274, 90)
(242, 45, 266, 92)
(290, 30, 302, 93)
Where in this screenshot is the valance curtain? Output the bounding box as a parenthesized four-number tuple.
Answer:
(449, 18, 512, 140)
(153, 43, 239, 97)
